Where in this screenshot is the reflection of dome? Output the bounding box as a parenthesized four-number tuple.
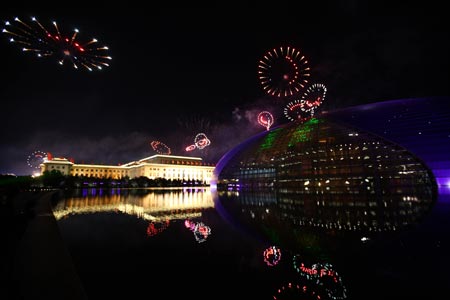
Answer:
(213, 117, 437, 234)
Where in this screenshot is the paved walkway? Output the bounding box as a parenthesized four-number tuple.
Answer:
(7, 191, 88, 300)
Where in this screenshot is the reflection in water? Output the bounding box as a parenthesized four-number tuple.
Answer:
(185, 218, 212, 243)
(54, 187, 214, 222)
(193, 222, 212, 243)
(273, 282, 322, 300)
(214, 184, 435, 244)
(212, 185, 436, 299)
(54, 187, 214, 240)
(263, 245, 282, 267)
(293, 256, 347, 300)
(146, 220, 170, 237)
(184, 218, 196, 231)
(53, 185, 443, 299)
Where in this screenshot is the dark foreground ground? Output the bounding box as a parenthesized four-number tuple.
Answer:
(0, 189, 87, 300)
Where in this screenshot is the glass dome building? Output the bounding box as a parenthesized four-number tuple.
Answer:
(215, 116, 436, 190)
(213, 112, 438, 232)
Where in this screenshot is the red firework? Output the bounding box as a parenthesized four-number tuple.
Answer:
(2, 16, 112, 71)
(258, 46, 310, 98)
(150, 140, 171, 155)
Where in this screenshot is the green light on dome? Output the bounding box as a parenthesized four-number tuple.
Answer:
(259, 128, 283, 151)
(288, 118, 320, 146)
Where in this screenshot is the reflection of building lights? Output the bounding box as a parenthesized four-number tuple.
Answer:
(263, 245, 282, 266)
(53, 188, 214, 221)
(402, 196, 419, 202)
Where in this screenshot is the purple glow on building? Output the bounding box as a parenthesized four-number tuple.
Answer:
(210, 129, 269, 190)
(325, 97, 450, 193)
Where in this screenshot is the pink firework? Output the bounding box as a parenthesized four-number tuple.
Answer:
(194, 133, 211, 149)
(257, 111, 274, 131)
(185, 144, 196, 152)
(185, 133, 211, 152)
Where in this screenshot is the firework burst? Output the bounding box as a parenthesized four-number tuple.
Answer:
(284, 99, 308, 122)
(150, 140, 171, 155)
(284, 83, 327, 122)
(301, 83, 327, 116)
(26, 150, 47, 169)
(2, 16, 112, 71)
(258, 46, 310, 98)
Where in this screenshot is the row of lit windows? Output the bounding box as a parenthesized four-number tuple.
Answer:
(70, 173, 123, 179)
(160, 160, 208, 166)
(73, 168, 126, 173)
(49, 165, 66, 169)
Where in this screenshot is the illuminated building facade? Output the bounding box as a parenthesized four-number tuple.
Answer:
(41, 154, 215, 184)
(215, 117, 436, 193)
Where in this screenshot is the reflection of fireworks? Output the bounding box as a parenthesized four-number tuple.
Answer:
(263, 245, 282, 266)
(258, 46, 310, 98)
(293, 255, 347, 300)
(150, 140, 171, 155)
(300, 83, 327, 116)
(273, 282, 322, 300)
(193, 222, 211, 243)
(27, 150, 47, 169)
(184, 219, 196, 231)
(257, 111, 274, 131)
(3, 16, 112, 71)
(185, 219, 212, 243)
(146, 220, 170, 237)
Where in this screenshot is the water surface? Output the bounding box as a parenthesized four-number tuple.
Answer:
(54, 186, 449, 299)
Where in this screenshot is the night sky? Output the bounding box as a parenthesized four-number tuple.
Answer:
(1, 2, 449, 175)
